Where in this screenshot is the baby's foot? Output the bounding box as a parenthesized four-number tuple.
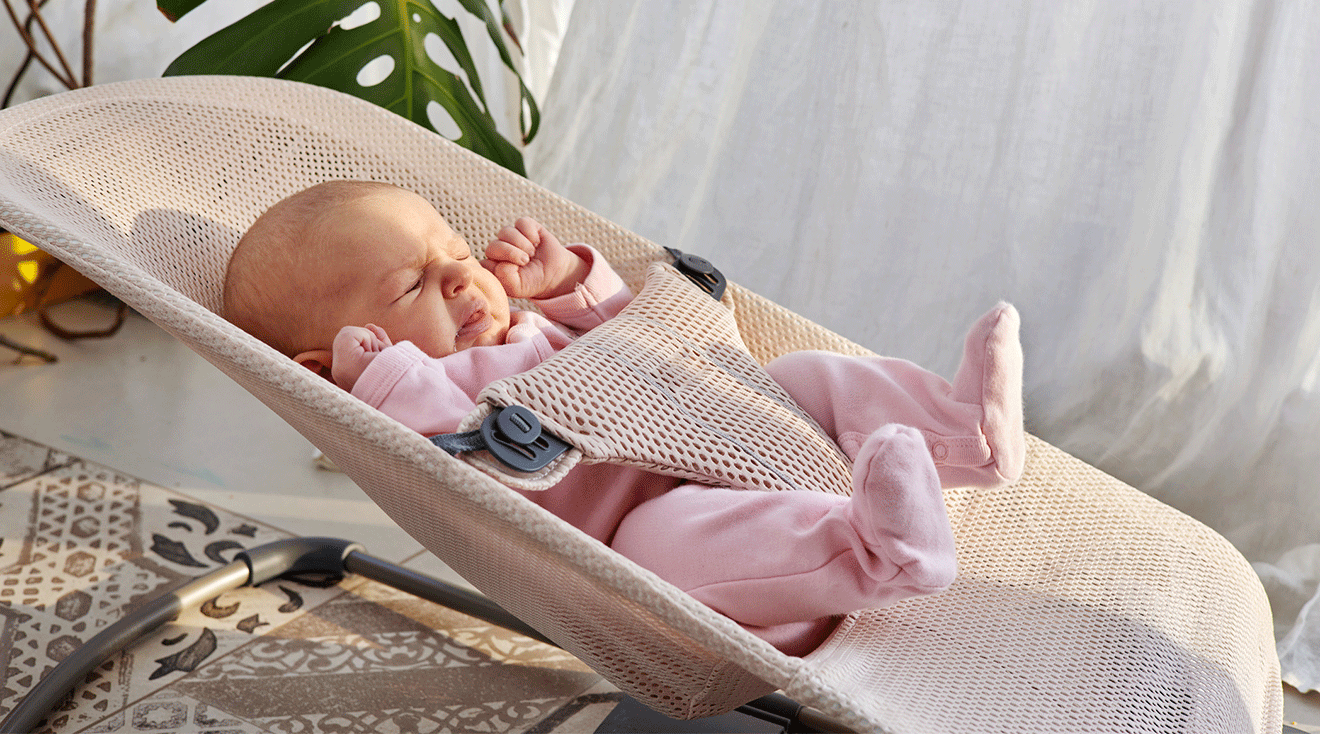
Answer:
(848, 424, 956, 593)
(944, 302, 1025, 486)
(331, 324, 392, 391)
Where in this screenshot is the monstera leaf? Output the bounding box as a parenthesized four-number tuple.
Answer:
(158, 0, 538, 175)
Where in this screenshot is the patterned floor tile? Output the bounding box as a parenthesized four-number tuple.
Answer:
(155, 581, 601, 733)
(77, 689, 268, 734)
(0, 445, 615, 734)
(0, 431, 72, 488)
(0, 459, 344, 733)
(525, 681, 625, 734)
(350, 580, 588, 675)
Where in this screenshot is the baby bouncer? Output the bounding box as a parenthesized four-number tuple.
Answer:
(0, 76, 1281, 733)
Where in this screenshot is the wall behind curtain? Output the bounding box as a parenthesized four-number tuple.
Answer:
(527, 0, 1320, 688)
(0, 1, 266, 105)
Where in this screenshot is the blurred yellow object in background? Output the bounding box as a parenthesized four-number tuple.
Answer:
(2, 231, 100, 318)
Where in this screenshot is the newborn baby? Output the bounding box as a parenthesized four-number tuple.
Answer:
(224, 180, 1025, 655)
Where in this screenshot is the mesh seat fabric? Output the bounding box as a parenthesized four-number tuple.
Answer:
(0, 77, 1281, 733)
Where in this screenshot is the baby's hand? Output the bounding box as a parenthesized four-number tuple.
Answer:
(482, 217, 589, 300)
(331, 324, 392, 391)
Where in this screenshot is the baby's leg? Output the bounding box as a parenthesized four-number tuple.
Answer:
(767, 302, 1024, 487)
(611, 425, 954, 655)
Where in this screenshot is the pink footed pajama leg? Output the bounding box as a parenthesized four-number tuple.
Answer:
(610, 424, 955, 656)
(948, 301, 1025, 486)
(765, 302, 1025, 488)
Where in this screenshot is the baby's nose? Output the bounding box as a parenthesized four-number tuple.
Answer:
(441, 262, 472, 298)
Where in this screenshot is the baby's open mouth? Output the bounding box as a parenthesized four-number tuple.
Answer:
(457, 307, 492, 340)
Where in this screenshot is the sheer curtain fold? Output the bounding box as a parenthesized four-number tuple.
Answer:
(528, 0, 1320, 689)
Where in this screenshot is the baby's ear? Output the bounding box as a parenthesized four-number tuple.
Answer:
(294, 349, 334, 380)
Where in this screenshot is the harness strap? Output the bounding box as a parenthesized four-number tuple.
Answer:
(443, 257, 854, 497)
(435, 250, 727, 475)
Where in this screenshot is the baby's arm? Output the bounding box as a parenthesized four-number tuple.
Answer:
(533, 244, 633, 331)
(483, 217, 590, 300)
(331, 324, 392, 391)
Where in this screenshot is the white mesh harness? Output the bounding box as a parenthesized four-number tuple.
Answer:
(439, 259, 857, 498)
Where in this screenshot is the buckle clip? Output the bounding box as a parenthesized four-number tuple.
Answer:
(430, 405, 569, 473)
(665, 248, 727, 300)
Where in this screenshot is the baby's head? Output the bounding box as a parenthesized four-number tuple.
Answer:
(223, 180, 512, 377)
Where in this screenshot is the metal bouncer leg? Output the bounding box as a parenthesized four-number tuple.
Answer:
(1, 537, 851, 734)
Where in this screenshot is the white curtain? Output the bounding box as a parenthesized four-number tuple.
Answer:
(527, 0, 1320, 690)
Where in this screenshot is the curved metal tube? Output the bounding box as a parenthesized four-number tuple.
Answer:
(0, 537, 360, 734)
(341, 550, 555, 646)
(0, 560, 251, 734)
(1, 537, 848, 733)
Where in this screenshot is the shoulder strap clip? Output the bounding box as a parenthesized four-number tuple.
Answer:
(665, 247, 727, 300)
(431, 405, 570, 473)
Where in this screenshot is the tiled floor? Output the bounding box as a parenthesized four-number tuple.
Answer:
(0, 432, 633, 733)
(2, 295, 1319, 733)
(0, 298, 635, 733)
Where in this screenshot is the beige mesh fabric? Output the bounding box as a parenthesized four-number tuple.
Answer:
(0, 77, 1281, 733)
(789, 435, 1281, 732)
(461, 262, 854, 495)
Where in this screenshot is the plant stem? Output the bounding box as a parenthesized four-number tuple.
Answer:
(2, 51, 34, 108)
(25, 0, 79, 88)
(0, 334, 58, 363)
(1, 0, 76, 90)
(81, 0, 95, 86)
(2, 0, 41, 106)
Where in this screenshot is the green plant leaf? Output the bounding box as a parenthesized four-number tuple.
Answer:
(164, 0, 363, 78)
(162, 0, 530, 174)
(450, 0, 539, 143)
(157, 0, 208, 23)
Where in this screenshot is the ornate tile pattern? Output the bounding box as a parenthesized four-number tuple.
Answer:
(0, 432, 71, 489)
(0, 432, 614, 734)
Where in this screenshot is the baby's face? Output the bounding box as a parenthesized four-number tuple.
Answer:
(308, 187, 511, 358)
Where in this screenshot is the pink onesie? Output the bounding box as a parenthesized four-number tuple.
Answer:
(351, 245, 1008, 655)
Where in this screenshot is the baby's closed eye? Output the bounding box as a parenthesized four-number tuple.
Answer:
(391, 274, 423, 303)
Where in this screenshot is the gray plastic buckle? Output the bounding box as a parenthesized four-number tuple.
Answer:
(430, 405, 569, 473)
(665, 247, 727, 300)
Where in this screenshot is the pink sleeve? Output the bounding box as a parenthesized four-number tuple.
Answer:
(351, 337, 552, 436)
(531, 244, 633, 332)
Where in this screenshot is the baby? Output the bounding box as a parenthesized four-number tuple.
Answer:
(224, 180, 1025, 655)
